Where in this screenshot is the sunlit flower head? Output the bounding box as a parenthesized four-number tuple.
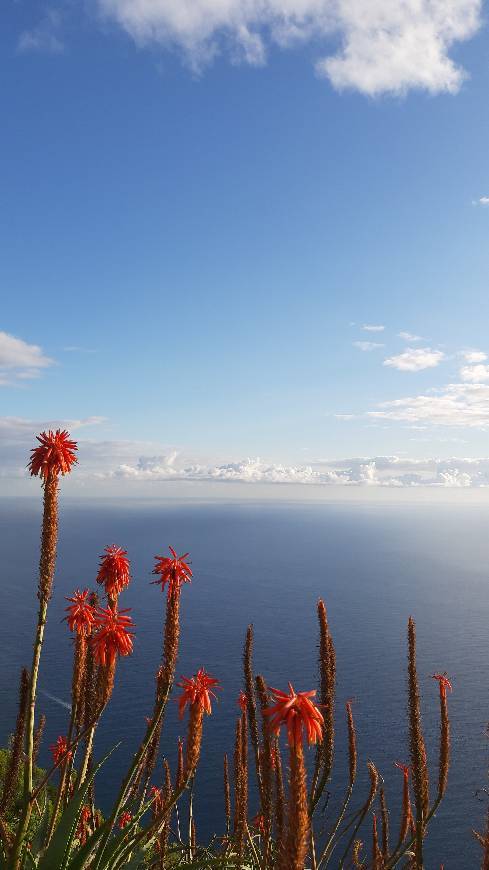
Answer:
(28, 430, 78, 480)
(432, 673, 452, 699)
(152, 547, 192, 598)
(65, 589, 96, 636)
(92, 606, 135, 667)
(264, 682, 324, 749)
(177, 668, 221, 719)
(237, 691, 248, 713)
(96, 545, 131, 598)
(118, 811, 132, 830)
(50, 735, 71, 765)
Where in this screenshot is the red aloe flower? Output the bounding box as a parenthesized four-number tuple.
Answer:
(65, 589, 96, 636)
(96, 545, 131, 598)
(152, 547, 192, 598)
(76, 806, 91, 845)
(252, 813, 266, 836)
(28, 430, 78, 479)
(118, 811, 132, 830)
(264, 683, 324, 749)
(92, 606, 135, 666)
(150, 785, 163, 814)
(177, 668, 221, 719)
(237, 691, 248, 713)
(432, 672, 452, 700)
(50, 735, 72, 765)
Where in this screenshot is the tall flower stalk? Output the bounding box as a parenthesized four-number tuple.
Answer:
(11, 430, 77, 869)
(265, 683, 324, 870)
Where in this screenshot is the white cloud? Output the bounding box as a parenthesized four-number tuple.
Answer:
(4, 415, 489, 489)
(80, 451, 489, 489)
(461, 350, 487, 363)
(368, 383, 489, 428)
(460, 364, 489, 383)
(17, 9, 65, 54)
(362, 324, 385, 332)
(383, 347, 445, 373)
(0, 332, 54, 385)
(398, 331, 422, 342)
(96, 0, 481, 96)
(353, 341, 384, 351)
(474, 196, 489, 206)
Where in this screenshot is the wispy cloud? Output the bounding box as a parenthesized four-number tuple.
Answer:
(96, 0, 482, 96)
(383, 347, 445, 373)
(473, 196, 489, 206)
(368, 383, 489, 428)
(460, 350, 487, 363)
(353, 341, 384, 351)
(362, 324, 385, 332)
(0, 332, 54, 386)
(398, 331, 422, 342)
(17, 9, 65, 55)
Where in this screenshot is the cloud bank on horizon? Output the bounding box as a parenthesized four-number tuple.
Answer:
(2, 415, 489, 490)
(18, 0, 483, 97)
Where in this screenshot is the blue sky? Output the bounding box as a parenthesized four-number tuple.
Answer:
(3, 0, 489, 495)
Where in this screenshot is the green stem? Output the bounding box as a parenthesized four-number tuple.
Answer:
(93, 683, 172, 868)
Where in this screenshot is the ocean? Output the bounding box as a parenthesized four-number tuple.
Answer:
(1, 497, 488, 867)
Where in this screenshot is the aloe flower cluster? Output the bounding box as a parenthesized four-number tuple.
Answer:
(0, 428, 481, 870)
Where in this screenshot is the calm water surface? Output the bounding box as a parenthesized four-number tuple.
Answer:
(1, 498, 488, 868)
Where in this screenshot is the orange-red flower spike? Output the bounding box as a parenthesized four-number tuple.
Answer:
(432, 673, 452, 700)
(177, 668, 221, 718)
(91, 606, 135, 666)
(152, 547, 192, 598)
(118, 811, 132, 830)
(96, 545, 131, 598)
(264, 682, 324, 749)
(65, 589, 96, 636)
(28, 430, 77, 479)
(50, 735, 72, 765)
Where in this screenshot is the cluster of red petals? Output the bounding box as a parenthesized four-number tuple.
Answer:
(65, 589, 96, 636)
(252, 813, 266, 836)
(237, 690, 248, 713)
(432, 673, 452, 699)
(264, 682, 324, 749)
(96, 545, 131, 598)
(50, 735, 72, 765)
(177, 668, 221, 719)
(152, 547, 192, 598)
(118, 811, 132, 830)
(28, 430, 78, 479)
(76, 806, 91, 845)
(91, 606, 135, 667)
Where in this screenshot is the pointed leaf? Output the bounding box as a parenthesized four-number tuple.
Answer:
(38, 745, 119, 870)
